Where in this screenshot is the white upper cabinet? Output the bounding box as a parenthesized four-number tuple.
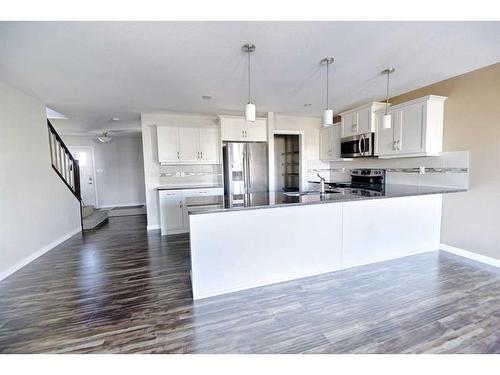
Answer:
(157, 126, 180, 163)
(375, 95, 447, 159)
(199, 127, 219, 162)
(339, 102, 386, 138)
(179, 127, 200, 163)
(219, 116, 267, 142)
(319, 123, 341, 161)
(157, 125, 220, 164)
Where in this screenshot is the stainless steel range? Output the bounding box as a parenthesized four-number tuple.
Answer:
(330, 168, 386, 197)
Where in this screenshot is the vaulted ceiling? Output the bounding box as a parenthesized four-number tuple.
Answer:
(1, 21, 499, 133)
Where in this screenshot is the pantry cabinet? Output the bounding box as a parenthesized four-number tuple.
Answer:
(339, 102, 386, 138)
(319, 123, 341, 161)
(374, 95, 447, 158)
(157, 125, 220, 164)
(219, 116, 267, 142)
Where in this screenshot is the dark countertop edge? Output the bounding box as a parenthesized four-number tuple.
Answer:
(188, 186, 467, 216)
(157, 186, 223, 191)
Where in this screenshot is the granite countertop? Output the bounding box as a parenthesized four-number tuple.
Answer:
(186, 184, 467, 215)
(157, 185, 222, 191)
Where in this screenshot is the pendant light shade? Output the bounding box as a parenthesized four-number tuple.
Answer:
(242, 43, 256, 122)
(381, 68, 395, 130)
(323, 109, 333, 126)
(321, 57, 335, 126)
(245, 103, 256, 122)
(382, 114, 392, 129)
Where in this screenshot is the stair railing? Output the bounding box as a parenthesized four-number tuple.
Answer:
(47, 120, 81, 201)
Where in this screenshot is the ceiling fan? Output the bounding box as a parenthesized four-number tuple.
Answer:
(97, 132, 112, 143)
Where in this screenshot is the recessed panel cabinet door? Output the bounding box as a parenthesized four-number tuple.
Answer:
(244, 119, 267, 142)
(157, 126, 179, 163)
(375, 111, 396, 156)
(399, 102, 425, 154)
(356, 107, 371, 134)
(341, 112, 356, 137)
(179, 127, 200, 162)
(159, 193, 184, 234)
(319, 127, 332, 160)
(199, 127, 219, 163)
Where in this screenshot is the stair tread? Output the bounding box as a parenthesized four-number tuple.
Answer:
(82, 209, 109, 230)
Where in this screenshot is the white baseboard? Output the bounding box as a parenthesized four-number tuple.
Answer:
(0, 227, 82, 282)
(147, 224, 160, 231)
(98, 202, 146, 209)
(440, 244, 500, 268)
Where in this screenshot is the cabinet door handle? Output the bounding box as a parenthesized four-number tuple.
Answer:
(177, 151, 180, 159)
(242, 130, 245, 138)
(201, 151, 203, 159)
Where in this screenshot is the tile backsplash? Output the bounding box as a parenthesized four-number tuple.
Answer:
(307, 151, 469, 189)
(159, 164, 222, 188)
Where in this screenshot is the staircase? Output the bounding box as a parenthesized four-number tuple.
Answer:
(47, 120, 83, 229)
(82, 205, 109, 230)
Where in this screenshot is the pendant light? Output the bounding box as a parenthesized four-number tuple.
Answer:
(320, 57, 335, 126)
(320, 57, 334, 125)
(242, 43, 256, 122)
(381, 68, 395, 129)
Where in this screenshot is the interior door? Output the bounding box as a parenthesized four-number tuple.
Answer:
(199, 127, 219, 163)
(247, 142, 269, 193)
(179, 127, 200, 162)
(157, 126, 179, 163)
(70, 147, 97, 207)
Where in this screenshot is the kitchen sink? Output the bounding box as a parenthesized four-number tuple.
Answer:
(284, 190, 340, 197)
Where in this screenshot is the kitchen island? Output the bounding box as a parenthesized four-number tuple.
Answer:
(187, 185, 466, 300)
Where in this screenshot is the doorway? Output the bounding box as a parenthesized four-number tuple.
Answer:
(69, 147, 98, 207)
(274, 134, 301, 192)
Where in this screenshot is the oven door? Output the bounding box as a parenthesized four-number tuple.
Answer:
(340, 133, 374, 158)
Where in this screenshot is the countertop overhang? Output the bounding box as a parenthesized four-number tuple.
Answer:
(186, 184, 466, 215)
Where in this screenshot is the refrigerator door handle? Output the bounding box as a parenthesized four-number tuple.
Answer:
(242, 148, 248, 193)
(247, 146, 252, 189)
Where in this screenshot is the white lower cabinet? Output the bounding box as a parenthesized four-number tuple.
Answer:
(159, 191, 184, 234)
(159, 188, 223, 235)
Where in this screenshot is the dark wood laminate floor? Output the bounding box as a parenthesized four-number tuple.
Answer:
(1, 215, 500, 353)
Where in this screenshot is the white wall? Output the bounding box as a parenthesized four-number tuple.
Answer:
(141, 112, 218, 230)
(0, 82, 81, 281)
(62, 134, 146, 208)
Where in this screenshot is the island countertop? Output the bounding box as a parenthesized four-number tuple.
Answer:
(186, 184, 466, 215)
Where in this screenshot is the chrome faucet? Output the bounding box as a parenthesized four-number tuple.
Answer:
(317, 173, 326, 194)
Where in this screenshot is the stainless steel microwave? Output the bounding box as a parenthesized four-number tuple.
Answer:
(340, 133, 375, 158)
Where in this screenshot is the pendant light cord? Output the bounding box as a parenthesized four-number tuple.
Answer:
(326, 62, 329, 109)
(247, 49, 251, 104)
(385, 71, 390, 115)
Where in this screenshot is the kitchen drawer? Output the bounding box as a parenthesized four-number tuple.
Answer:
(159, 190, 183, 199)
(182, 188, 223, 197)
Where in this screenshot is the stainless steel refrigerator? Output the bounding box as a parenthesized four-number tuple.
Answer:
(223, 142, 268, 196)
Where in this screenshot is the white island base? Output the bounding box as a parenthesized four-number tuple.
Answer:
(189, 194, 442, 300)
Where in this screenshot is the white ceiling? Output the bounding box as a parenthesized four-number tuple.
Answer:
(1, 21, 499, 133)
